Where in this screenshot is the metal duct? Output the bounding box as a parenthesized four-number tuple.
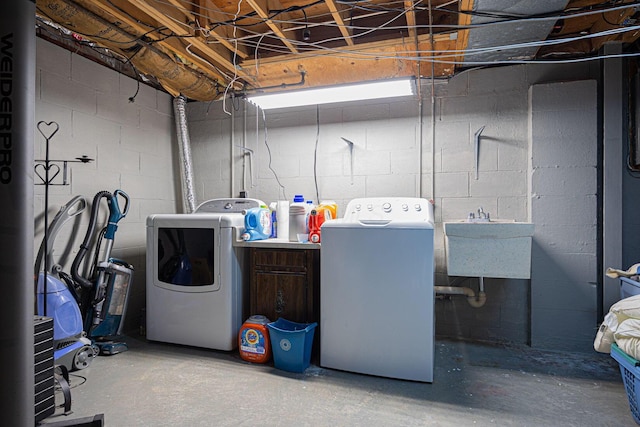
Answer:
(36, 0, 219, 101)
(173, 96, 197, 214)
(463, 0, 569, 64)
(0, 1, 36, 426)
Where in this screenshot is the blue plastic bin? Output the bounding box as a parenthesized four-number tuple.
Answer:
(611, 343, 640, 425)
(621, 278, 640, 300)
(267, 318, 317, 373)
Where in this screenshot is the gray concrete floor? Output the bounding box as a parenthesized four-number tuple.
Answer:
(41, 335, 636, 426)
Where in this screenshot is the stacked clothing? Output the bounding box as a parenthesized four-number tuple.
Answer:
(595, 294, 640, 359)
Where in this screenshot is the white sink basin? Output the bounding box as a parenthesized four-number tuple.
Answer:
(443, 221, 535, 279)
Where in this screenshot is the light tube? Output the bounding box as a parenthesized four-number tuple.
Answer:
(246, 78, 415, 110)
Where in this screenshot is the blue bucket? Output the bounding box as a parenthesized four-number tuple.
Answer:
(267, 318, 317, 373)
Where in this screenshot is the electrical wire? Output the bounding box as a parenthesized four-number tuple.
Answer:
(260, 109, 287, 200)
(223, 0, 244, 115)
(38, 0, 640, 92)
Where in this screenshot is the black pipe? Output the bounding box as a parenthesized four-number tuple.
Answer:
(0, 1, 35, 425)
(71, 191, 112, 289)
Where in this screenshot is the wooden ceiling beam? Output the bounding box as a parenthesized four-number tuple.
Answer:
(37, 0, 220, 100)
(324, 0, 354, 46)
(454, 0, 473, 64)
(70, 0, 228, 83)
(130, 0, 249, 79)
(404, 0, 418, 42)
(246, 0, 300, 54)
(193, 0, 249, 59)
(244, 33, 456, 89)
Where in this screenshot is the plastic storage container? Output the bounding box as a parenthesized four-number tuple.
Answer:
(621, 278, 640, 300)
(238, 315, 271, 363)
(611, 343, 640, 425)
(267, 318, 317, 373)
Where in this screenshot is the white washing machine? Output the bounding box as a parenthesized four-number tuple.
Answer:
(146, 198, 264, 351)
(320, 197, 435, 382)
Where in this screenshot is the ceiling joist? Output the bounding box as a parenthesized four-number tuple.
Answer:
(35, 0, 640, 101)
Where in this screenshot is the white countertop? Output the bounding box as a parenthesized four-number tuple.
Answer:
(233, 237, 320, 250)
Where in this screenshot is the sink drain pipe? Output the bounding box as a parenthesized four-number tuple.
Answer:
(435, 277, 487, 308)
(173, 95, 197, 213)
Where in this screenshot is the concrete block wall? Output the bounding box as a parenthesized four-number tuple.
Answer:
(187, 98, 422, 211)
(529, 80, 598, 352)
(186, 63, 602, 349)
(35, 39, 178, 333)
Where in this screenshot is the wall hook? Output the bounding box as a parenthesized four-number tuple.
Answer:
(474, 125, 485, 180)
(341, 137, 355, 185)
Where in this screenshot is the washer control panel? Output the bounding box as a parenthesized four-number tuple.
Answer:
(345, 197, 433, 223)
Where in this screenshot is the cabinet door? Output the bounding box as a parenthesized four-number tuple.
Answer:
(252, 272, 308, 323)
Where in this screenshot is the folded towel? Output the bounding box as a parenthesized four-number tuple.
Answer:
(606, 263, 640, 279)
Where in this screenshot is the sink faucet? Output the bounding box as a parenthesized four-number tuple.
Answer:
(467, 208, 491, 222)
(476, 207, 490, 222)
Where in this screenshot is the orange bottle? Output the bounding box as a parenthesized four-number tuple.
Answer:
(308, 208, 328, 243)
(238, 315, 271, 363)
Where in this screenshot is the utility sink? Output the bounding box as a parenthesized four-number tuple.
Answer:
(443, 220, 535, 279)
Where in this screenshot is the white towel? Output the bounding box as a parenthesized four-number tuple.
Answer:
(606, 263, 640, 279)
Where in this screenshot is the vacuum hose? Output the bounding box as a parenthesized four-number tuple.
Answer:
(71, 191, 113, 289)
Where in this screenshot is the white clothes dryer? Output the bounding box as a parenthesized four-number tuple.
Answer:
(146, 198, 264, 351)
(320, 197, 435, 382)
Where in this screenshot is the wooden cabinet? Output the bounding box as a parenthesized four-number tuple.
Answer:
(249, 248, 319, 324)
(249, 247, 320, 360)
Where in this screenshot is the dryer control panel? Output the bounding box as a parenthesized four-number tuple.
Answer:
(194, 198, 265, 214)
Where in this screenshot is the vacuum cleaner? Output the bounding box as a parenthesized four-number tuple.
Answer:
(35, 195, 95, 371)
(35, 189, 133, 370)
(71, 189, 133, 356)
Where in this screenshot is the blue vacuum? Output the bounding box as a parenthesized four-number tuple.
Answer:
(71, 190, 133, 356)
(35, 190, 133, 370)
(35, 196, 96, 370)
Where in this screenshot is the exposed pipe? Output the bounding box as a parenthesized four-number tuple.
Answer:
(428, 0, 436, 203)
(172, 96, 197, 213)
(435, 285, 487, 308)
(230, 98, 235, 197)
(242, 102, 247, 193)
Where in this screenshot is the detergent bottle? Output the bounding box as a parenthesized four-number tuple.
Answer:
(309, 205, 334, 243)
(318, 200, 338, 219)
(268, 202, 278, 238)
(308, 207, 327, 243)
(289, 195, 309, 242)
(240, 206, 272, 241)
(238, 315, 271, 363)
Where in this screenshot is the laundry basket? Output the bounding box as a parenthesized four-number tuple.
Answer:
(267, 318, 317, 373)
(611, 343, 640, 425)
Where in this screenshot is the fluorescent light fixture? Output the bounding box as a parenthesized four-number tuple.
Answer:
(247, 78, 415, 110)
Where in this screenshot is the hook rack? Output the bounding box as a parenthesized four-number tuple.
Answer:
(35, 120, 94, 186)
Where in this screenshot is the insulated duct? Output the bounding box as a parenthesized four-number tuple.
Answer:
(36, 0, 219, 101)
(173, 96, 197, 214)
